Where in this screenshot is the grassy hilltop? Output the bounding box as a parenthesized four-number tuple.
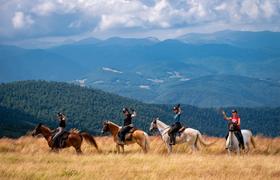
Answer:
(0, 135, 280, 179)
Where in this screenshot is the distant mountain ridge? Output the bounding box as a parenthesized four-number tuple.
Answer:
(1, 30, 280, 107)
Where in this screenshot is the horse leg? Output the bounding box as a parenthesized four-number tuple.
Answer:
(165, 143, 172, 154)
(75, 147, 83, 155)
(227, 149, 231, 156)
(121, 145, 124, 153)
(116, 144, 120, 154)
(237, 148, 240, 155)
(191, 136, 199, 153)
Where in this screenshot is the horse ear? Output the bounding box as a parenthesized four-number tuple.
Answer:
(38, 123, 42, 127)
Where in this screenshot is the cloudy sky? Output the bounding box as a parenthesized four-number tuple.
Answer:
(0, 0, 280, 44)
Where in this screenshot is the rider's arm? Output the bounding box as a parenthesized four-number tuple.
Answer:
(237, 117, 240, 126)
(131, 111, 136, 118)
(222, 111, 231, 121)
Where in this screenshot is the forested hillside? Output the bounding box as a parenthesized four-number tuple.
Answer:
(0, 81, 279, 137)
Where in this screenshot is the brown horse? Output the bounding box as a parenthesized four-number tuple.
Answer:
(102, 121, 150, 153)
(32, 123, 98, 154)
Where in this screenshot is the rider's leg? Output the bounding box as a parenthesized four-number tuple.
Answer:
(168, 124, 176, 145)
(53, 127, 63, 148)
(172, 122, 182, 144)
(235, 130, 244, 149)
(225, 132, 229, 140)
(119, 126, 131, 143)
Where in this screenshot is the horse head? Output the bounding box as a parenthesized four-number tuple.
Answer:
(32, 123, 42, 136)
(101, 121, 110, 134)
(149, 118, 158, 131)
(228, 122, 237, 132)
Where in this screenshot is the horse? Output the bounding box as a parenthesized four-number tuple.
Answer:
(150, 118, 215, 154)
(226, 123, 255, 155)
(31, 123, 99, 154)
(102, 121, 149, 153)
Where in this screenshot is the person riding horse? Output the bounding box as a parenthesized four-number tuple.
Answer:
(168, 104, 182, 145)
(222, 109, 245, 149)
(118, 108, 136, 145)
(52, 112, 66, 148)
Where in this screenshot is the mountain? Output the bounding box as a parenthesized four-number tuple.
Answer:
(1, 30, 280, 107)
(155, 75, 280, 107)
(0, 45, 87, 82)
(0, 81, 279, 138)
(178, 30, 280, 52)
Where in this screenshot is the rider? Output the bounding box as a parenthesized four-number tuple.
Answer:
(222, 109, 245, 149)
(118, 107, 136, 145)
(168, 104, 182, 145)
(52, 112, 66, 148)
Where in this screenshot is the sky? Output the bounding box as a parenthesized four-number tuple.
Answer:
(0, 0, 280, 45)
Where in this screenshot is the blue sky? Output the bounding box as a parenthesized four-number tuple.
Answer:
(0, 0, 280, 44)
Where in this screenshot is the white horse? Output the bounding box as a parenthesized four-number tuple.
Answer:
(149, 118, 215, 154)
(226, 123, 255, 155)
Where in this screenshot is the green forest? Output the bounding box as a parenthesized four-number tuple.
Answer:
(0, 81, 279, 138)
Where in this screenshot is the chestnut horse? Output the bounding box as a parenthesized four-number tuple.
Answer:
(102, 121, 149, 153)
(32, 123, 98, 154)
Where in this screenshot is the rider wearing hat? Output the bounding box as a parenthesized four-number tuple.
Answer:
(118, 107, 136, 145)
(52, 112, 66, 148)
(222, 109, 245, 149)
(168, 104, 182, 145)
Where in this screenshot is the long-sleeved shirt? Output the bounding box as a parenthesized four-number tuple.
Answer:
(123, 111, 136, 126)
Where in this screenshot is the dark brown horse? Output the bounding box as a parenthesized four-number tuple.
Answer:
(102, 121, 150, 153)
(32, 123, 98, 154)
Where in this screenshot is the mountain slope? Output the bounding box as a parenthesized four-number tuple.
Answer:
(155, 75, 280, 107)
(178, 30, 280, 52)
(1, 31, 280, 107)
(0, 81, 279, 138)
(0, 45, 86, 82)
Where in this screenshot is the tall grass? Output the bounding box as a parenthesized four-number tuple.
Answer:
(0, 135, 280, 179)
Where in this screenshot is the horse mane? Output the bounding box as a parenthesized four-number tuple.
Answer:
(70, 128, 80, 133)
(156, 118, 169, 128)
(40, 124, 51, 132)
(107, 121, 121, 128)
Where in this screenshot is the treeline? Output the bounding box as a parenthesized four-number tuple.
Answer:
(0, 81, 279, 138)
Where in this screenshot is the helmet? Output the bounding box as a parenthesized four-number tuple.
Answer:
(231, 109, 237, 113)
(122, 108, 129, 113)
(173, 104, 180, 110)
(57, 112, 62, 116)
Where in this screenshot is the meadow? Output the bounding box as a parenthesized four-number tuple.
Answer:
(0, 135, 280, 180)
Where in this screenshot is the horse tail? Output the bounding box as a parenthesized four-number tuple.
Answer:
(197, 133, 216, 147)
(143, 132, 150, 153)
(193, 134, 199, 149)
(80, 132, 99, 151)
(250, 136, 256, 148)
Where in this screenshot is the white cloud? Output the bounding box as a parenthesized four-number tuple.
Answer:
(2, 0, 280, 42)
(75, 78, 87, 87)
(147, 78, 164, 83)
(168, 71, 183, 79)
(92, 80, 104, 84)
(260, 0, 275, 18)
(240, 0, 259, 19)
(102, 67, 123, 74)
(139, 85, 150, 90)
(179, 78, 191, 81)
(32, 2, 56, 16)
(12, 11, 34, 29)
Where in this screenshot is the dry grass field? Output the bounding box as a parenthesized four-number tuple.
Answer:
(0, 135, 280, 180)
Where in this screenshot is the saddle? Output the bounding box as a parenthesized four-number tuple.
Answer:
(168, 126, 186, 136)
(178, 127, 186, 134)
(51, 130, 69, 148)
(124, 127, 137, 141)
